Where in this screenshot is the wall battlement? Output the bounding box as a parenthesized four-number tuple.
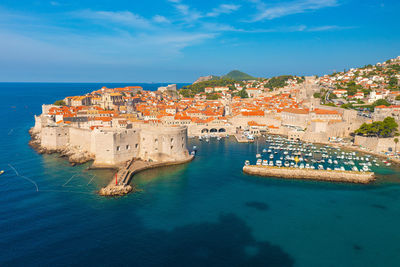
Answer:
(34, 115, 190, 167)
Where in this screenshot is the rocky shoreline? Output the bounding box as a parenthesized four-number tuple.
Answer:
(29, 128, 94, 166)
(243, 165, 375, 184)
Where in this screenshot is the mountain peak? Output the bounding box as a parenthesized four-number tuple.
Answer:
(223, 70, 255, 81)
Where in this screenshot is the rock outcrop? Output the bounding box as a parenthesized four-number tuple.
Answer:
(98, 185, 133, 196)
(29, 128, 94, 165)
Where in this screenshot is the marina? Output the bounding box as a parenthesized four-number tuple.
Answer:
(246, 135, 386, 173)
(240, 135, 390, 183)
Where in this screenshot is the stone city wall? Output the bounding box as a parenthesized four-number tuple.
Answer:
(36, 120, 190, 168)
(354, 136, 398, 153)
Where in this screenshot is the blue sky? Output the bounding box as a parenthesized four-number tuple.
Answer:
(0, 0, 399, 82)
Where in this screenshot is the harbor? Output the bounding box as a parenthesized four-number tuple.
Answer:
(240, 135, 390, 183)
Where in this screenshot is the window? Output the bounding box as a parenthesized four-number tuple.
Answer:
(117, 146, 120, 151)
(135, 144, 138, 148)
(171, 145, 173, 150)
(126, 145, 130, 150)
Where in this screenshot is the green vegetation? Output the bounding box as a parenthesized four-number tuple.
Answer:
(372, 99, 391, 107)
(323, 102, 336, 107)
(54, 100, 66, 106)
(345, 81, 363, 96)
(396, 95, 400, 101)
(180, 78, 236, 98)
(222, 70, 255, 81)
(358, 99, 391, 112)
(296, 76, 305, 84)
(265, 75, 293, 89)
(234, 89, 249, 98)
(355, 117, 399, 138)
(313, 92, 321, 98)
(206, 93, 221, 100)
(389, 76, 398, 89)
(341, 103, 354, 109)
(388, 64, 400, 72)
(328, 93, 337, 100)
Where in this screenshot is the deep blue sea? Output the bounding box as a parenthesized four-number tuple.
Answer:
(1, 83, 400, 267)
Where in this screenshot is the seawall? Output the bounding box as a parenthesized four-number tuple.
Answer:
(243, 165, 375, 184)
(99, 155, 195, 196)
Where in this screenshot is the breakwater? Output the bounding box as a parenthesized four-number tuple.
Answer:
(243, 165, 375, 184)
(99, 155, 195, 196)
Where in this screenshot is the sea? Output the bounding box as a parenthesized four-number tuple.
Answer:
(1, 82, 400, 267)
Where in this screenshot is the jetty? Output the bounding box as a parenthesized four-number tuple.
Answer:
(234, 134, 254, 143)
(99, 155, 194, 196)
(243, 165, 375, 184)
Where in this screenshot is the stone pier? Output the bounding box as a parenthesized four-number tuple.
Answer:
(243, 165, 375, 184)
(99, 155, 194, 196)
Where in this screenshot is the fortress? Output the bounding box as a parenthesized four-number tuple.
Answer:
(30, 105, 191, 168)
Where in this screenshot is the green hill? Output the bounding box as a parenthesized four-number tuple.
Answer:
(223, 70, 255, 81)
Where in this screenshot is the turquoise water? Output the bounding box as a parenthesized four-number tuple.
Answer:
(1, 83, 400, 266)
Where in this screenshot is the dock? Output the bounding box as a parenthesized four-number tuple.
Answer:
(99, 155, 194, 196)
(234, 134, 254, 143)
(243, 165, 375, 184)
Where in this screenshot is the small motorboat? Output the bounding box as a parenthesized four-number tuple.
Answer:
(244, 160, 250, 166)
(0, 170, 4, 175)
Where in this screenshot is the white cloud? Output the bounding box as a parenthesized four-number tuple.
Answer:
(153, 15, 170, 23)
(202, 22, 242, 32)
(251, 0, 339, 21)
(75, 10, 153, 29)
(306, 25, 355, 31)
(206, 4, 241, 17)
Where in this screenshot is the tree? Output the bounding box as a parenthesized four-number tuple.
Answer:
(235, 88, 249, 98)
(206, 93, 220, 100)
(355, 117, 399, 138)
(265, 75, 293, 89)
(54, 100, 66, 106)
(313, 92, 321, 98)
(237, 89, 248, 98)
(389, 76, 398, 88)
(372, 99, 390, 108)
(394, 138, 399, 154)
(180, 78, 236, 98)
(341, 103, 353, 109)
(396, 95, 400, 101)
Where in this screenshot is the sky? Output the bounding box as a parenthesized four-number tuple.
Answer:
(0, 0, 399, 82)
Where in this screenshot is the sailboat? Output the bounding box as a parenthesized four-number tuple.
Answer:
(255, 137, 261, 158)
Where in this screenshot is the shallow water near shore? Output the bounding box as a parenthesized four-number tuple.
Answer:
(1, 83, 400, 266)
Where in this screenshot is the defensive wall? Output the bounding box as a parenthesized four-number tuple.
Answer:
(33, 115, 190, 167)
